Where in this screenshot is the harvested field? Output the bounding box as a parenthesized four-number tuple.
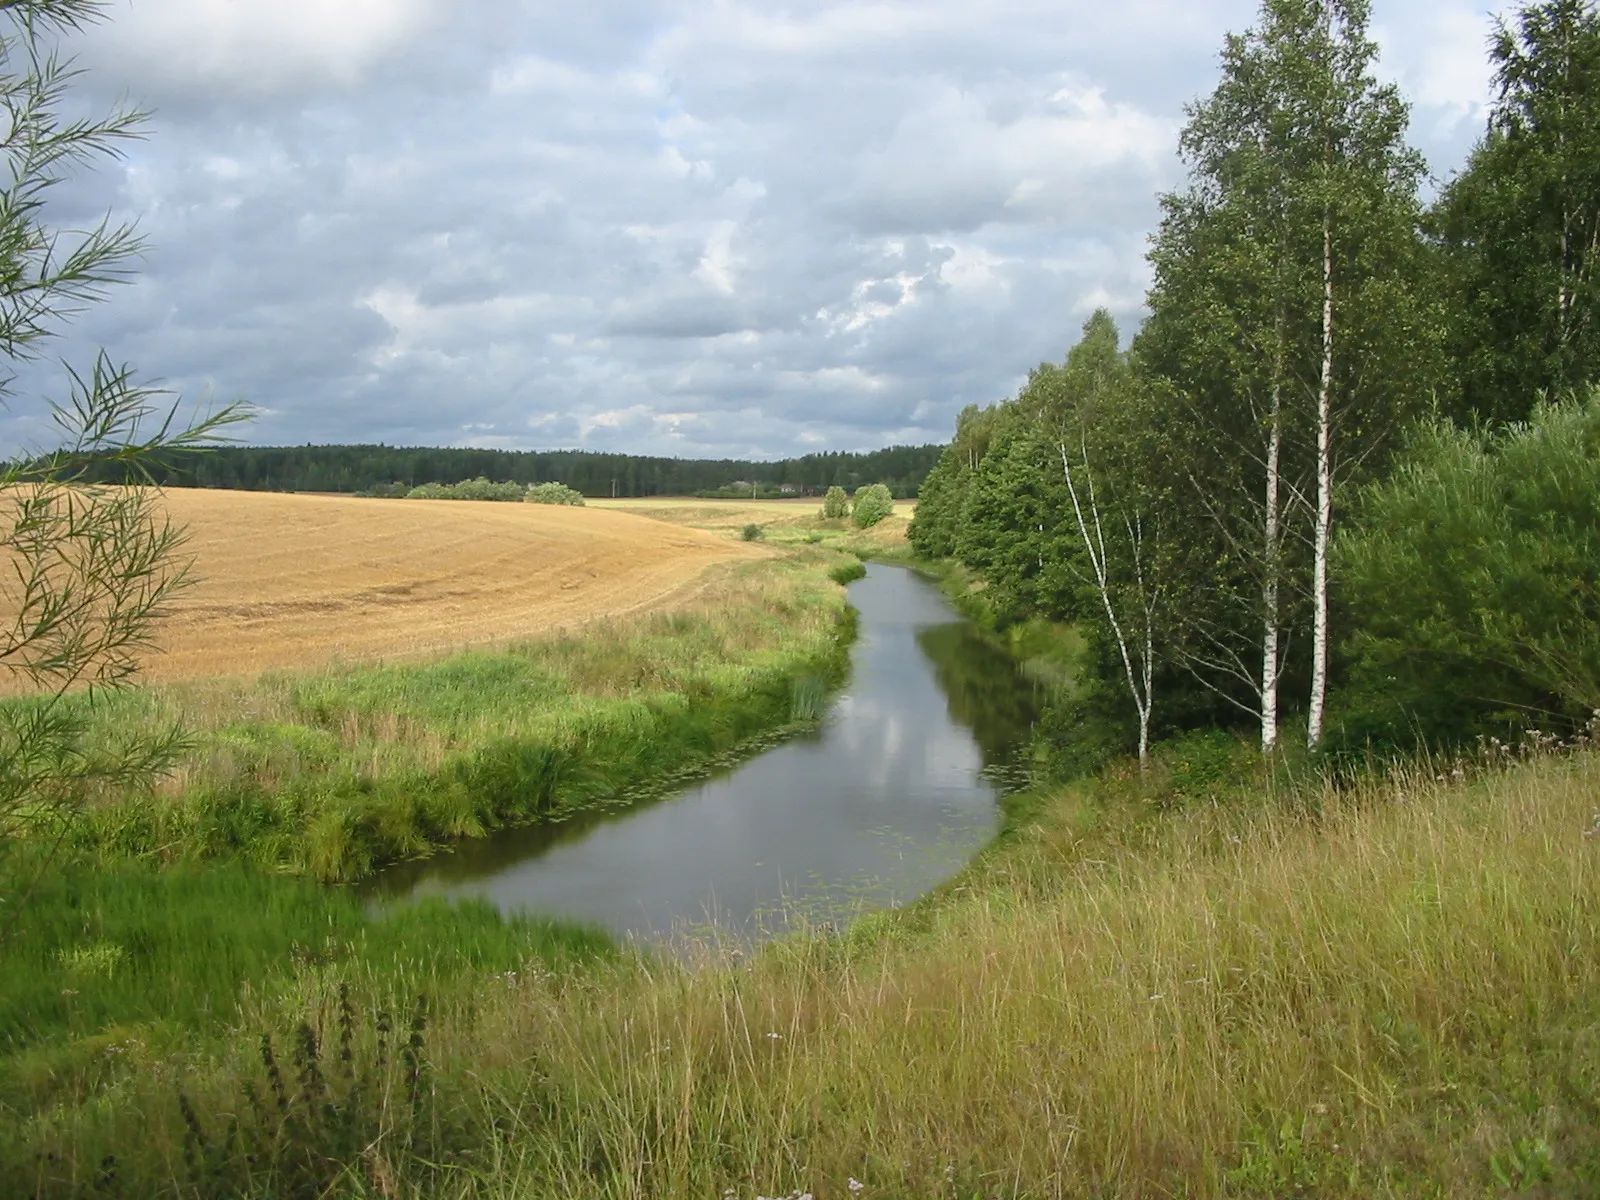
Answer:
(118, 490, 767, 682)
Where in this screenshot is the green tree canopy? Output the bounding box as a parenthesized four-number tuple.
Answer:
(1433, 0, 1600, 425)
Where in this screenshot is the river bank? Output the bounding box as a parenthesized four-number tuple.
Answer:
(44, 548, 856, 884)
(10, 508, 1597, 1197)
(9, 733, 1599, 1196)
(366, 562, 1043, 943)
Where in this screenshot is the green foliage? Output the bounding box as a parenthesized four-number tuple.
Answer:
(1129, 0, 1444, 746)
(849, 483, 895, 528)
(1336, 394, 1600, 751)
(820, 485, 849, 519)
(108, 442, 946, 499)
(951, 413, 1075, 624)
(405, 477, 527, 502)
(740, 522, 764, 541)
(0, 2, 248, 898)
(1432, 0, 1600, 424)
(827, 559, 867, 586)
(527, 481, 585, 506)
(907, 404, 1002, 559)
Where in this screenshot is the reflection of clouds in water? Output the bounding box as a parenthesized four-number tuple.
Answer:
(384, 565, 1030, 942)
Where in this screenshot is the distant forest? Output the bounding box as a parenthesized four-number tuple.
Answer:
(118, 442, 943, 498)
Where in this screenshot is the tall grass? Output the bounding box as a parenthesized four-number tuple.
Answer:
(14, 748, 1600, 1196)
(36, 553, 855, 882)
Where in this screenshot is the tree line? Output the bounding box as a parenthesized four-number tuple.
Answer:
(104, 443, 943, 499)
(911, 0, 1600, 765)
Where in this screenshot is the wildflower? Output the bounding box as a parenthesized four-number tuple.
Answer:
(766, 1032, 783, 1040)
(849, 1181, 865, 1194)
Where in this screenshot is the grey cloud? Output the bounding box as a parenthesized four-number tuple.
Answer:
(4, 0, 1499, 460)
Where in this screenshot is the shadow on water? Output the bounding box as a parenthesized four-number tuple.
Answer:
(368, 563, 1042, 944)
(916, 621, 1046, 790)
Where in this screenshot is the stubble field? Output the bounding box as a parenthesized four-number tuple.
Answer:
(132, 489, 771, 681)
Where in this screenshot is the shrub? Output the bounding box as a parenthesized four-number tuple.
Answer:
(741, 523, 764, 541)
(820, 486, 850, 520)
(850, 483, 894, 528)
(527, 482, 586, 506)
(828, 559, 866, 585)
(405, 478, 526, 502)
(1336, 393, 1600, 751)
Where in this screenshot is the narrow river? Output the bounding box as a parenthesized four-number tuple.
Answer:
(369, 563, 1041, 942)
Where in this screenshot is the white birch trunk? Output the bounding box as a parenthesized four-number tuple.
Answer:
(1261, 362, 1282, 754)
(1308, 212, 1334, 749)
(1060, 440, 1154, 768)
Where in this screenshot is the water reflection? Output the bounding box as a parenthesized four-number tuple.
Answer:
(370, 564, 1040, 942)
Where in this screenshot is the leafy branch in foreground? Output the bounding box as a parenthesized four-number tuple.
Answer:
(0, 0, 249, 900)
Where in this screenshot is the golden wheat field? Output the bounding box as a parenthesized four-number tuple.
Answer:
(109, 490, 770, 682)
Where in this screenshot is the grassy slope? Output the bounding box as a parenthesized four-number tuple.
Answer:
(428, 750, 1600, 1198)
(10, 747, 1599, 1197)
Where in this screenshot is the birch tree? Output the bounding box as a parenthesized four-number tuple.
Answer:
(1298, 0, 1437, 748)
(1059, 435, 1163, 766)
(1142, 15, 1315, 754)
(1140, 0, 1440, 750)
(1045, 313, 1167, 767)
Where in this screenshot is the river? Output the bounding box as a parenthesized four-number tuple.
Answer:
(369, 563, 1041, 942)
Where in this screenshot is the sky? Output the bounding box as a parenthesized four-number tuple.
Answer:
(4, 0, 1505, 459)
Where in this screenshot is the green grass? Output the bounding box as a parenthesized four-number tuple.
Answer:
(10, 744, 1600, 1197)
(38, 552, 856, 883)
(0, 857, 610, 1067)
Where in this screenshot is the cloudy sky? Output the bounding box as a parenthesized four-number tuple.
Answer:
(8, 0, 1503, 458)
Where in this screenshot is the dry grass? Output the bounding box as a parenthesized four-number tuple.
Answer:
(119, 490, 768, 682)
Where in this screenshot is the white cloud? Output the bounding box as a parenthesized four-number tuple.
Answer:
(90, 0, 436, 95)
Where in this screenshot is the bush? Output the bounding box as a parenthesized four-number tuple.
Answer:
(406, 478, 526, 502)
(741, 523, 764, 541)
(821, 486, 850, 520)
(526, 482, 585, 506)
(828, 559, 866, 585)
(1336, 394, 1600, 752)
(850, 483, 894, 528)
